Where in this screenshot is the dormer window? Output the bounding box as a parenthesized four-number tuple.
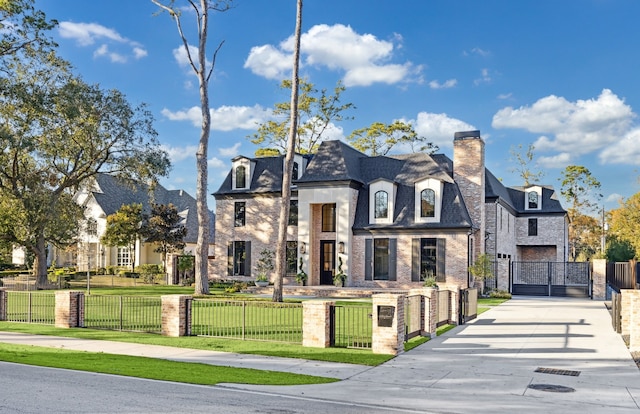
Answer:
(369, 179, 396, 225)
(525, 186, 542, 211)
(231, 157, 252, 190)
(292, 162, 299, 180)
(528, 191, 538, 209)
(420, 189, 435, 218)
(374, 191, 388, 218)
(235, 165, 246, 189)
(415, 178, 443, 223)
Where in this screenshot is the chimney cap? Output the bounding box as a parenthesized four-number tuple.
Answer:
(454, 130, 481, 140)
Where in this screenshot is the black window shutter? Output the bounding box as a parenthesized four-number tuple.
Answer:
(436, 238, 446, 282)
(245, 241, 252, 276)
(365, 239, 373, 280)
(227, 242, 233, 276)
(388, 238, 397, 281)
(411, 238, 420, 282)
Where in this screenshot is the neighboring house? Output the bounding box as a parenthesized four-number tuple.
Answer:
(52, 173, 214, 282)
(212, 131, 567, 291)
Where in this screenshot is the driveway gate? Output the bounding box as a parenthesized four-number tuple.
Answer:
(511, 261, 591, 298)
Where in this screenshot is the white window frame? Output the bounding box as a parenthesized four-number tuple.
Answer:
(231, 157, 252, 190)
(524, 186, 542, 211)
(369, 179, 396, 225)
(415, 178, 443, 223)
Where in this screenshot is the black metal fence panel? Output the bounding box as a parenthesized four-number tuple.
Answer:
(84, 295, 162, 333)
(6, 292, 55, 325)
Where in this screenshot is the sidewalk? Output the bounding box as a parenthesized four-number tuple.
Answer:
(2, 296, 640, 413)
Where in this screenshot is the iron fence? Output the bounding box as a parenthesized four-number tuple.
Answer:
(84, 295, 162, 333)
(330, 304, 372, 349)
(191, 299, 303, 343)
(5, 291, 56, 324)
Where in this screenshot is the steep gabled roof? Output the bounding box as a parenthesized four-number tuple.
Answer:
(92, 174, 214, 243)
(296, 140, 367, 184)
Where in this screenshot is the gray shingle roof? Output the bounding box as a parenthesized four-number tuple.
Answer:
(93, 174, 214, 243)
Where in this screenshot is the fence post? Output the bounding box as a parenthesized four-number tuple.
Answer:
(372, 294, 405, 355)
(0, 289, 6, 321)
(302, 300, 334, 348)
(629, 291, 640, 352)
(161, 295, 192, 337)
(55, 291, 85, 328)
(592, 259, 607, 300)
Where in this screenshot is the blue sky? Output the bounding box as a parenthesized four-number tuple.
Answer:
(36, 0, 640, 212)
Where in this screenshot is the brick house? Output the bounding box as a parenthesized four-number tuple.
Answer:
(47, 173, 214, 282)
(212, 131, 568, 291)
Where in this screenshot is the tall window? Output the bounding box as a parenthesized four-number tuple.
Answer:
(528, 191, 538, 209)
(374, 238, 390, 280)
(234, 202, 246, 227)
(235, 165, 246, 188)
(286, 241, 298, 275)
(374, 191, 388, 219)
(228, 241, 247, 276)
(322, 204, 336, 232)
(117, 247, 131, 267)
(292, 162, 299, 180)
(528, 218, 538, 236)
(420, 238, 437, 281)
(288, 200, 298, 226)
(420, 188, 435, 218)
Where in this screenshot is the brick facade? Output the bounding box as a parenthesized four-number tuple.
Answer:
(372, 294, 405, 355)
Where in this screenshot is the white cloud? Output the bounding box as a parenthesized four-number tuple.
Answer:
(599, 127, 640, 165)
(412, 112, 476, 149)
(161, 104, 273, 131)
(160, 144, 198, 164)
(219, 143, 242, 157)
(492, 89, 636, 159)
(538, 152, 573, 169)
(606, 193, 624, 203)
(474, 68, 492, 85)
(208, 157, 226, 169)
(59, 21, 146, 63)
(172, 44, 213, 72)
(429, 79, 457, 89)
(244, 24, 423, 87)
(497, 93, 513, 100)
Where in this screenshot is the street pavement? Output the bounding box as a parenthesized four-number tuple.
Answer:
(2, 296, 640, 413)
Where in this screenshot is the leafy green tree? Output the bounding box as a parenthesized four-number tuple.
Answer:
(509, 143, 544, 186)
(153, 0, 234, 295)
(610, 192, 640, 259)
(141, 203, 187, 273)
(559, 166, 602, 261)
(347, 120, 438, 156)
(0, 0, 57, 60)
(250, 78, 354, 156)
(606, 235, 636, 262)
(101, 204, 144, 272)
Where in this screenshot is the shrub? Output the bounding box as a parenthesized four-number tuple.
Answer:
(489, 289, 512, 299)
(137, 264, 163, 284)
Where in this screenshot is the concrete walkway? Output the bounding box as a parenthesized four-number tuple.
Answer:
(2, 296, 640, 413)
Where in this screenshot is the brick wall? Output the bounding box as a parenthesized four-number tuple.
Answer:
(372, 294, 405, 355)
(0, 289, 6, 321)
(55, 291, 84, 328)
(161, 295, 192, 337)
(302, 300, 334, 347)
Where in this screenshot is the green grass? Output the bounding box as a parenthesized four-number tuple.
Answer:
(477, 297, 509, 314)
(0, 322, 393, 366)
(0, 343, 337, 386)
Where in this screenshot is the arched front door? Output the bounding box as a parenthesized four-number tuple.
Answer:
(319, 240, 335, 285)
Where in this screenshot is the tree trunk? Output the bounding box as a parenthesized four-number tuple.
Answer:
(34, 235, 48, 289)
(194, 0, 211, 295)
(273, 0, 303, 302)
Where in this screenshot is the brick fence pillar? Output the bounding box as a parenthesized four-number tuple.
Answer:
(55, 291, 85, 328)
(161, 295, 192, 337)
(302, 300, 335, 348)
(0, 289, 7, 321)
(621, 289, 633, 337)
(629, 291, 640, 352)
(591, 259, 607, 300)
(372, 294, 405, 355)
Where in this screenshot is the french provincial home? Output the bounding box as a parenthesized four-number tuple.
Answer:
(213, 131, 568, 293)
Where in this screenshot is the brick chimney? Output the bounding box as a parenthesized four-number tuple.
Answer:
(453, 130, 485, 261)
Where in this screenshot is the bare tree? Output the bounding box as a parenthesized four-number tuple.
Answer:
(152, 0, 233, 295)
(273, 0, 303, 302)
(509, 143, 544, 186)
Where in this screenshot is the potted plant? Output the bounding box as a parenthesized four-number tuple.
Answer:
(423, 275, 438, 289)
(333, 256, 347, 287)
(295, 257, 307, 286)
(254, 248, 274, 287)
